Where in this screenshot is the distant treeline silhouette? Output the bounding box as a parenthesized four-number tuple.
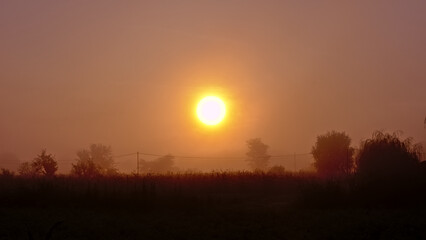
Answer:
(1, 130, 424, 179)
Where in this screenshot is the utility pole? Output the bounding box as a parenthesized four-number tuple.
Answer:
(137, 152, 139, 175)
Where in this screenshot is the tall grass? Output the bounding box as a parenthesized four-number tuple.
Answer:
(1, 171, 425, 210)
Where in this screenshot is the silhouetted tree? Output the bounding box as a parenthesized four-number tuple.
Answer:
(32, 149, 58, 176)
(356, 131, 422, 180)
(311, 131, 354, 177)
(71, 144, 117, 177)
(140, 154, 175, 174)
(246, 138, 270, 171)
(17, 149, 58, 177)
(71, 157, 101, 177)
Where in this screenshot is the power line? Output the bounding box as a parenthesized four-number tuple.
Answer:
(142, 152, 245, 159)
(112, 151, 312, 160)
(270, 153, 312, 158)
(113, 152, 137, 158)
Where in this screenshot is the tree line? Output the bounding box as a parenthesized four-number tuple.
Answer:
(1, 130, 424, 178)
(5, 144, 175, 177)
(246, 130, 425, 180)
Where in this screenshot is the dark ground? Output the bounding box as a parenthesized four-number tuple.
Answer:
(2, 206, 426, 239)
(1, 173, 426, 239)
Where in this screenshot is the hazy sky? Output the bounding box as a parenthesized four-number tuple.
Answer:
(1, 1, 425, 172)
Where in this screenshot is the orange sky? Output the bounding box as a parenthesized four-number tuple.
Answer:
(1, 1, 425, 173)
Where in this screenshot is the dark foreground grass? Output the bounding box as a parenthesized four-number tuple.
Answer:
(1, 172, 426, 239)
(2, 206, 426, 240)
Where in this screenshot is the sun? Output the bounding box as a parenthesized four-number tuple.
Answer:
(196, 96, 226, 126)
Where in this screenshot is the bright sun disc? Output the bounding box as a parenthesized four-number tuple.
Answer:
(197, 96, 226, 126)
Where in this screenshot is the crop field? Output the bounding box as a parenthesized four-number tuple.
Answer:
(1, 172, 426, 239)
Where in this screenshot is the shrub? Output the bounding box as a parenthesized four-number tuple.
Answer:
(311, 131, 354, 177)
(356, 131, 422, 180)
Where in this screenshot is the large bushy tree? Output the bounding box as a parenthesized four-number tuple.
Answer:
(356, 131, 422, 180)
(311, 131, 354, 177)
(71, 144, 117, 177)
(246, 138, 270, 171)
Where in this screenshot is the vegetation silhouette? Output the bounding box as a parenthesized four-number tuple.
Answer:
(2, 131, 426, 238)
(32, 149, 58, 177)
(311, 131, 354, 177)
(301, 131, 426, 208)
(0, 168, 15, 177)
(356, 131, 423, 180)
(246, 138, 271, 171)
(267, 165, 286, 175)
(17, 149, 58, 177)
(139, 154, 175, 174)
(18, 161, 35, 177)
(352, 131, 425, 206)
(71, 144, 117, 177)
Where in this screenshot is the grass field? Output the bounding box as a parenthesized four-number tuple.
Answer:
(1, 172, 426, 239)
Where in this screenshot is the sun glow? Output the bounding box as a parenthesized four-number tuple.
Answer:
(196, 96, 226, 126)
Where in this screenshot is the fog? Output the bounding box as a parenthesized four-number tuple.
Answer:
(1, 1, 425, 173)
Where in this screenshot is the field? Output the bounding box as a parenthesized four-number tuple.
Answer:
(1, 172, 426, 239)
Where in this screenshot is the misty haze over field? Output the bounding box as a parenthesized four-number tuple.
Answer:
(1, 1, 425, 173)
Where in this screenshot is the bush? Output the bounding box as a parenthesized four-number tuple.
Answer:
(311, 131, 354, 177)
(356, 131, 422, 181)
